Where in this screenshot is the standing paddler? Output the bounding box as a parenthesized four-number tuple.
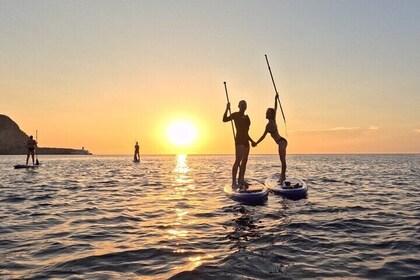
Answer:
(134, 141, 140, 162)
(253, 93, 288, 184)
(253, 55, 288, 184)
(25, 135, 38, 166)
(223, 82, 256, 188)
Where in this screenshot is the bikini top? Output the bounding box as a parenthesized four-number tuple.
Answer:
(266, 121, 282, 143)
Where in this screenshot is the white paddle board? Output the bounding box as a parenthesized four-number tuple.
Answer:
(265, 174, 308, 199)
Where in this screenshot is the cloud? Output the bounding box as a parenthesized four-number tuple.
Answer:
(293, 126, 380, 133)
(294, 127, 360, 133)
(328, 127, 361, 131)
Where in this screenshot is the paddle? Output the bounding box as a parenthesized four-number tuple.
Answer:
(265, 54, 287, 135)
(35, 130, 40, 165)
(224, 81, 236, 141)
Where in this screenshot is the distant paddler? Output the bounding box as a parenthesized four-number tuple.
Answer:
(134, 141, 140, 162)
(26, 135, 38, 166)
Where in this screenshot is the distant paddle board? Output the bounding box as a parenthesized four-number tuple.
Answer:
(133, 159, 140, 163)
(265, 174, 308, 199)
(224, 179, 268, 204)
(14, 164, 40, 169)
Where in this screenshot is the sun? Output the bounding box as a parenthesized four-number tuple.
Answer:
(167, 120, 197, 147)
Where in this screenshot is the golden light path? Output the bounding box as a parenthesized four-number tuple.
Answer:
(168, 154, 215, 274)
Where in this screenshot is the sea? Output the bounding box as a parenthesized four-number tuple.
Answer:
(0, 154, 419, 280)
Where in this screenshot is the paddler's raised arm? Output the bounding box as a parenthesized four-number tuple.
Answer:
(223, 102, 233, 122)
(274, 93, 279, 114)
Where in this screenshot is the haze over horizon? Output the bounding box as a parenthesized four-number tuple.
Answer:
(1, 1, 419, 154)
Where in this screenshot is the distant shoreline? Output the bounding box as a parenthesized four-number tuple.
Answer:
(0, 147, 92, 155)
(0, 114, 92, 155)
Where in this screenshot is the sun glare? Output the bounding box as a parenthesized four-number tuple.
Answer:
(167, 121, 197, 147)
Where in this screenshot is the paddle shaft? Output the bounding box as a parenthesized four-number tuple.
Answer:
(265, 55, 287, 134)
(223, 82, 236, 141)
(35, 130, 39, 164)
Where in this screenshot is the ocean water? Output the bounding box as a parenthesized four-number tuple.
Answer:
(0, 154, 419, 280)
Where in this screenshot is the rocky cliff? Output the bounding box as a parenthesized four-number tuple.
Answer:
(0, 114, 29, 154)
(0, 114, 91, 155)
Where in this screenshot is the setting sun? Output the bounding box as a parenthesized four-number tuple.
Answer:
(167, 121, 197, 147)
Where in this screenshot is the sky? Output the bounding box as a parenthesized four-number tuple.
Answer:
(1, 0, 419, 154)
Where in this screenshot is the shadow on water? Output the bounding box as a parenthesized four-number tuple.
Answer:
(231, 197, 268, 206)
(275, 192, 308, 201)
(222, 205, 265, 250)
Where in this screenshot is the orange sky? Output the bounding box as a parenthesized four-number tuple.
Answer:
(1, 1, 419, 154)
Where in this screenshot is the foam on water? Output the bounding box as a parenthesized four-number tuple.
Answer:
(0, 154, 419, 279)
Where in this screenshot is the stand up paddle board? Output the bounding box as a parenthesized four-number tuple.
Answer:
(265, 174, 308, 199)
(224, 179, 268, 204)
(14, 164, 40, 169)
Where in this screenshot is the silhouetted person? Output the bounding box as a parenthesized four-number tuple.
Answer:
(253, 93, 287, 184)
(223, 100, 256, 187)
(26, 135, 37, 165)
(134, 141, 140, 162)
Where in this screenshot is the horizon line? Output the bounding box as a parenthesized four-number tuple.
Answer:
(26, 152, 420, 156)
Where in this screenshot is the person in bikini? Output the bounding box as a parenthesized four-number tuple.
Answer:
(223, 100, 256, 188)
(26, 135, 37, 165)
(253, 93, 288, 184)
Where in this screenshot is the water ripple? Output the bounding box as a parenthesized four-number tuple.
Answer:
(0, 154, 419, 279)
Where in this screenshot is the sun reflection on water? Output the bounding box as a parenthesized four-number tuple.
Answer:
(176, 209, 188, 220)
(170, 154, 194, 198)
(173, 254, 216, 273)
(166, 154, 217, 274)
(167, 229, 188, 239)
(173, 154, 189, 175)
(167, 154, 193, 241)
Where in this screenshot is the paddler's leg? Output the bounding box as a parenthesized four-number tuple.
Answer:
(26, 151, 30, 165)
(238, 145, 250, 186)
(278, 140, 287, 184)
(232, 145, 244, 187)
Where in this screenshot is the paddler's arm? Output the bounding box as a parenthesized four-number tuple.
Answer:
(249, 135, 256, 147)
(223, 103, 233, 122)
(274, 93, 279, 114)
(254, 127, 269, 146)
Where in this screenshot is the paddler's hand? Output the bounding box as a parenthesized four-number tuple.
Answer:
(226, 102, 230, 111)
